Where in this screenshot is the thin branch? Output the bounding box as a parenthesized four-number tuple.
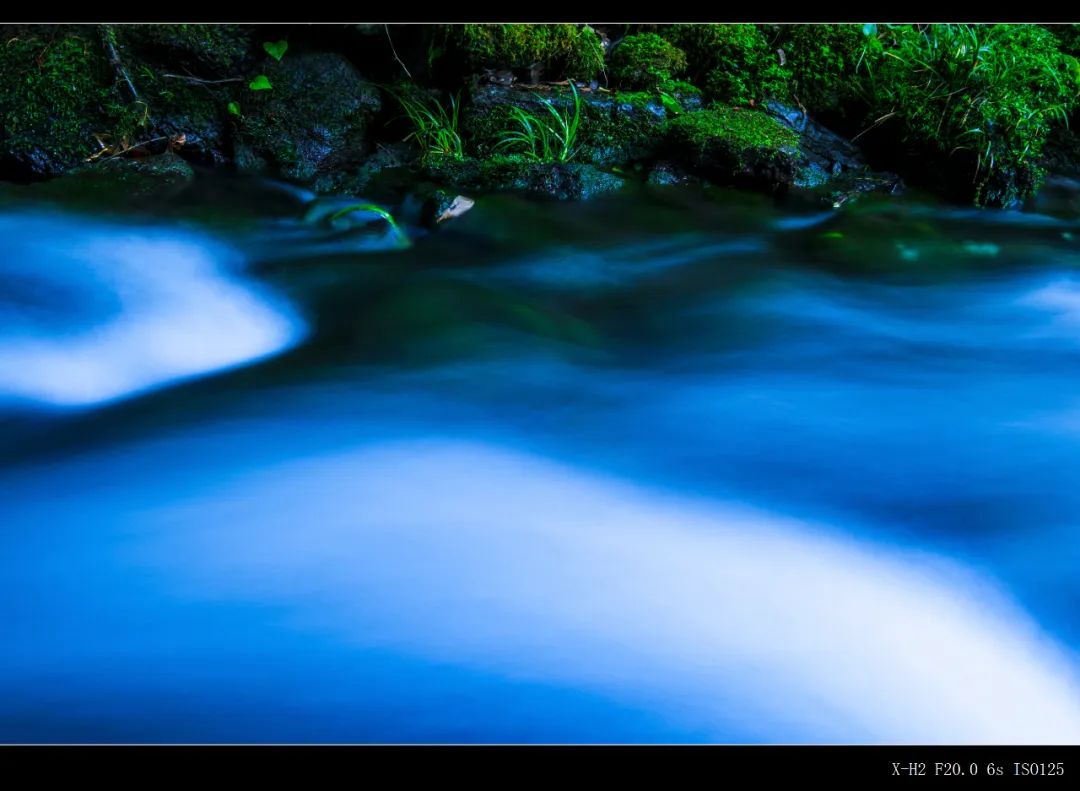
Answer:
(162, 73, 246, 85)
(101, 25, 140, 102)
(385, 24, 412, 80)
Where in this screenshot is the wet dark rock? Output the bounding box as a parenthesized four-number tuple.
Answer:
(759, 100, 869, 194)
(1040, 126, 1080, 182)
(26, 151, 195, 208)
(425, 157, 624, 201)
(646, 161, 698, 186)
(234, 52, 381, 184)
(402, 183, 476, 228)
(117, 25, 256, 77)
(310, 142, 413, 197)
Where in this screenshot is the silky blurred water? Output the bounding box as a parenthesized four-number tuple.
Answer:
(2, 178, 1080, 743)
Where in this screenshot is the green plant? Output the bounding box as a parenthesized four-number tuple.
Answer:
(493, 82, 583, 162)
(227, 101, 241, 116)
(327, 203, 409, 246)
(388, 88, 464, 164)
(263, 40, 288, 62)
(658, 91, 684, 115)
(856, 23, 1080, 205)
(609, 33, 687, 90)
(249, 74, 272, 91)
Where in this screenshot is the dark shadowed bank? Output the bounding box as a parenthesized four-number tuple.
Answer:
(3, 23, 1080, 220)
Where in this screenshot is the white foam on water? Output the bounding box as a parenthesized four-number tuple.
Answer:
(142, 439, 1080, 743)
(0, 213, 305, 407)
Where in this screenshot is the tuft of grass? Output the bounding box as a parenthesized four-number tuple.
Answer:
(493, 82, 583, 162)
(855, 23, 1080, 205)
(387, 87, 464, 164)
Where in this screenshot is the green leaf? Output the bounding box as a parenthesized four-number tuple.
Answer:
(659, 92, 684, 116)
(249, 74, 273, 91)
(863, 23, 878, 37)
(227, 101, 241, 117)
(263, 40, 288, 62)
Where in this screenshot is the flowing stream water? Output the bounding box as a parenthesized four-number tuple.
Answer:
(2, 176, 1080, 742)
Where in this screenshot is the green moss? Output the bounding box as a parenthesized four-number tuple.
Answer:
(456, 24, 605, 80)
(779, 24, 866, 119)
(666, 107, 803, 189)
(608, 33, 687, 90)
(0, 30, 143, 178)
(661, 24, 790, 105)
(658, 79, 702, 99)
(669, 108, 799, 155)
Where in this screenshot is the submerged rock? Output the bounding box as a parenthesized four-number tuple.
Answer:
(402, 184, 476, 228)
(646, 161, 698, 186)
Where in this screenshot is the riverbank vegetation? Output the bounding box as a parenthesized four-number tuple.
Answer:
(3, 23, 1080, 209)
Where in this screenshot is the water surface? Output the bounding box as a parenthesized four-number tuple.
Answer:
(2, 179, 1079, 742)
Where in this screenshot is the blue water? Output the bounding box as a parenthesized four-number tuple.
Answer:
(2, 181, 1080, 743)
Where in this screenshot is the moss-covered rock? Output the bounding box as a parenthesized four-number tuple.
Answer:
(462, 85, 675, 169)
(111, 24, 258, 168)
(453, 24, 605, 82)
(424, 155, 624, 200)
(664, 103, 896, 202)
(661, 24, 790, 105)
(0, 29, 143, 180)
(608, 33, 687, 91)
(117, 24, 255, 77)
(233, 52, 381, 184)
(665, 108, 803, 191)
(646, 160, 697, 186)
(778, 24, 866, 128)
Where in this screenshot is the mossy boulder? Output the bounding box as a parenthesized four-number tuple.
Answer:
(665, 104, 895, 201)
(424, 156, 624, 201)
(117, 24, 255, 76)
(777, 24, 866, 130)
(608, 34, 687, 91)
(452, 24, 605, 82)
(661, 24, 790, 105)
(462, 84, 685, 169)
(112, 24, 258, 168)
(0, 29, 143, 180)
(234, 52, 381, 184)
(665, 108, 804, 191)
